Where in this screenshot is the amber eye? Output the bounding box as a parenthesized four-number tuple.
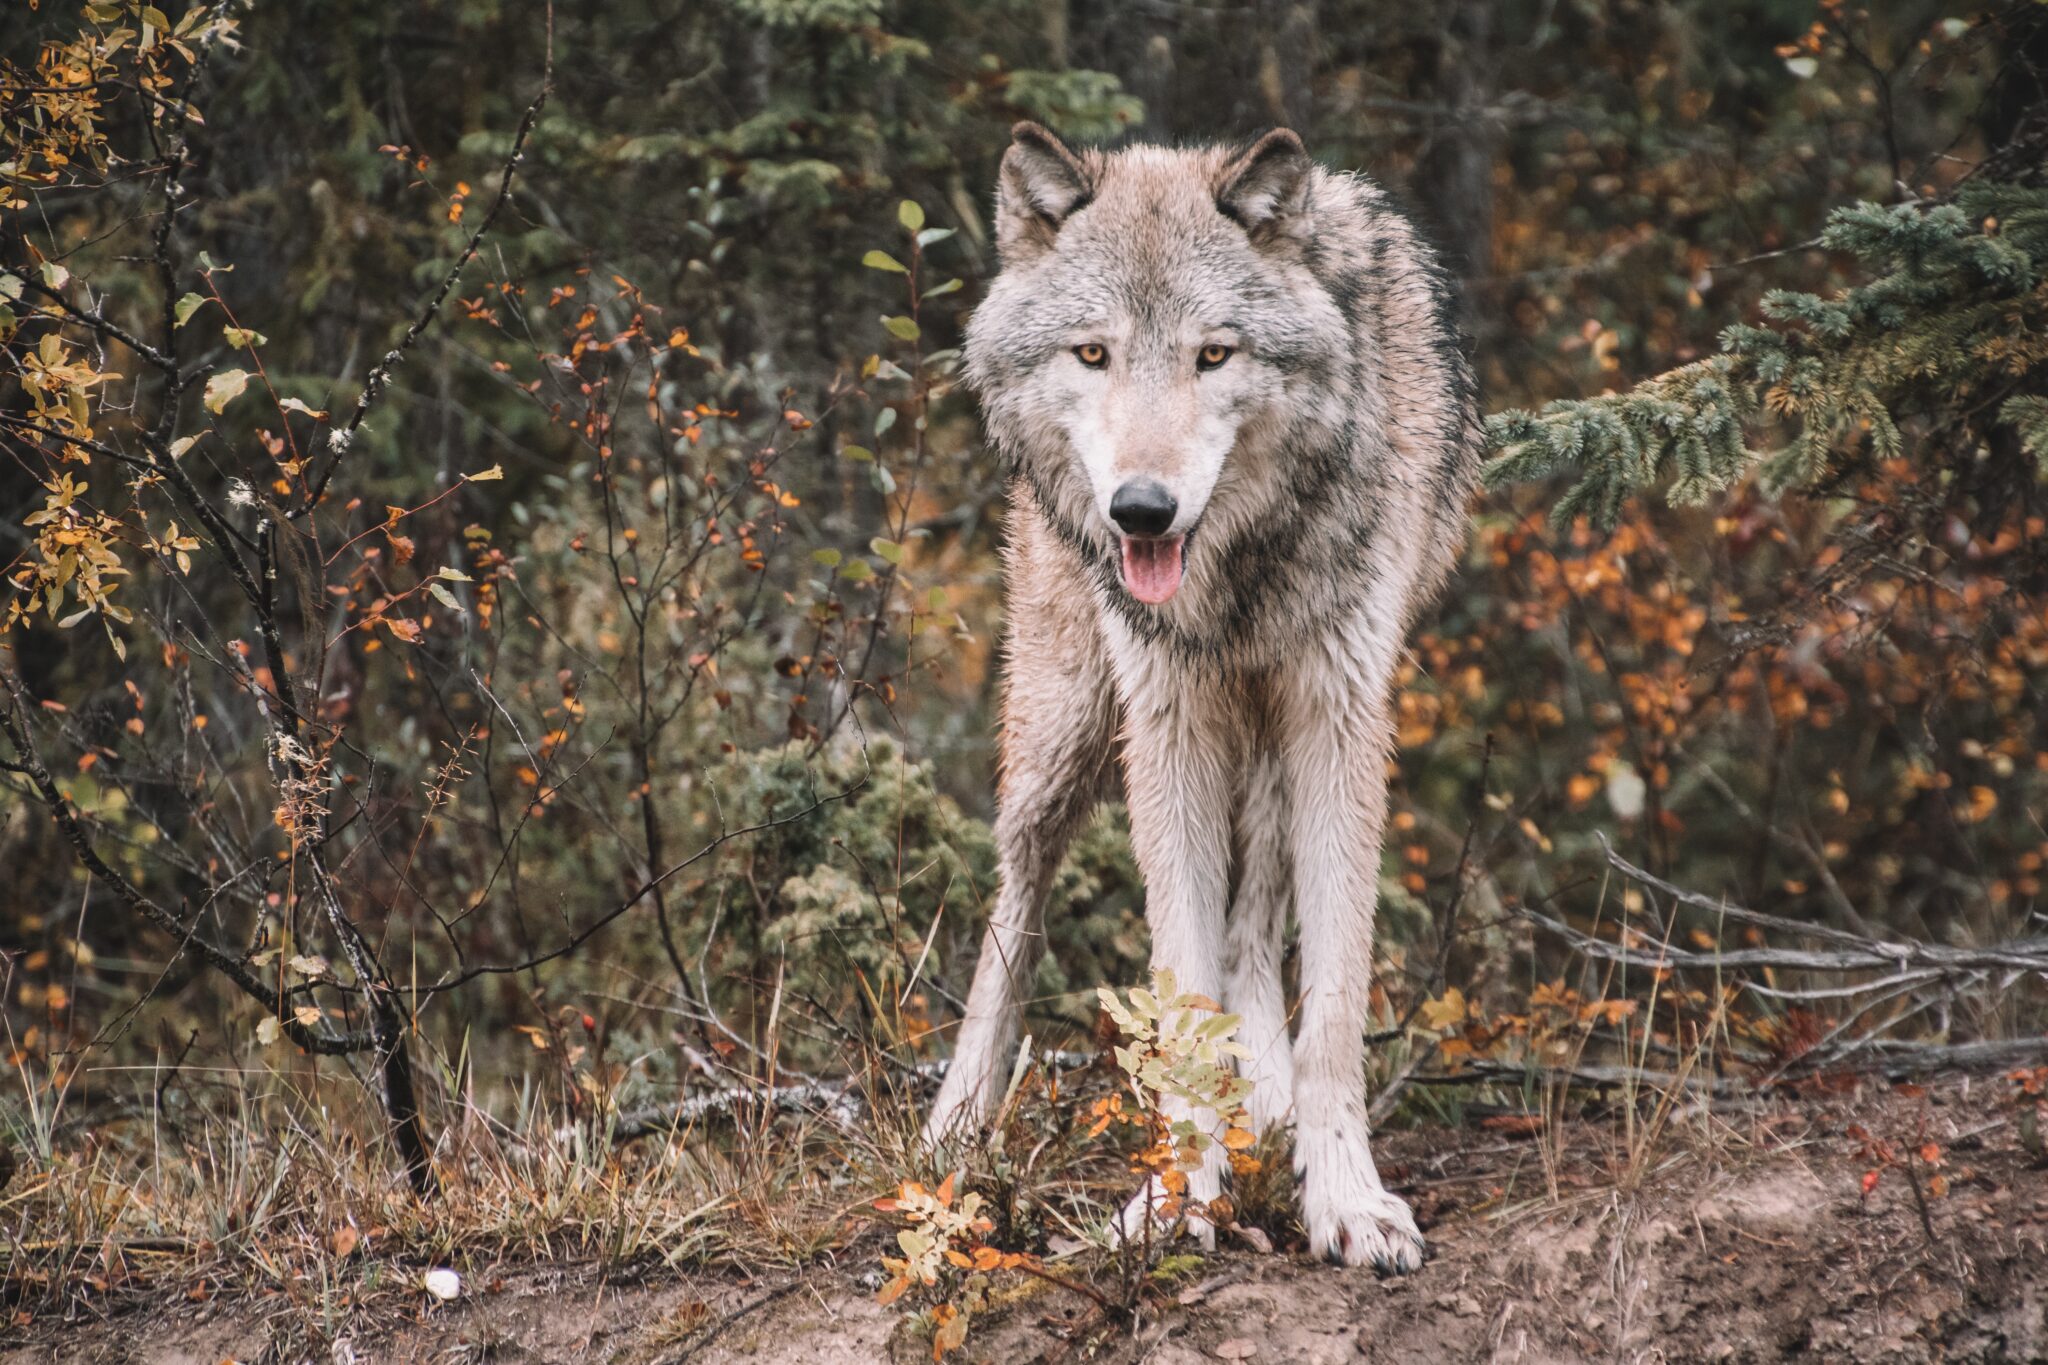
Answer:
(1197, 343, 1234, 370)
(1074, 343, 1108, 369)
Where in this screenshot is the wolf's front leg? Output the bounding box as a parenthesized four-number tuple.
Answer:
(1106, 638, 1239, 1247)
(923, 568, 1116, 1149)
(1276, 641, 1425, 1273)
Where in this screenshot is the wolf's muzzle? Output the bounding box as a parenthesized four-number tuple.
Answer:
(1109, 479, 1178, 537)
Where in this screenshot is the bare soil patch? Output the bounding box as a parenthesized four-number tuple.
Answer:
(6, 1078, 2043, 1364)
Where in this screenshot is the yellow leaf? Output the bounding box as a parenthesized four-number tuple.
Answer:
(203, 369, 251, 414)
(931, 1303, 966, 1358)
(1419, 987, 1469, 1032)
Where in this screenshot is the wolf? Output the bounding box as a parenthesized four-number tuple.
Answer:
(924, 122, 1479, 1273)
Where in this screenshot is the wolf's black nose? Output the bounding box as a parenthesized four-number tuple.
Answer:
(1110, 480, 1178, 537)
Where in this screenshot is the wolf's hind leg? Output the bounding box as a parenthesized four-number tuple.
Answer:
(1226, 742, 1294, 1136)
(923, 566, 1114, 1148)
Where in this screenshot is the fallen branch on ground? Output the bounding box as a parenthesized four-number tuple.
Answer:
(1403, 1034, 2048, 1099)
(1523, 843, 2048, 982)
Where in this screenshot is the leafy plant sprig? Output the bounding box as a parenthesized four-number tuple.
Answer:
(1091, 970, 1261, 1229)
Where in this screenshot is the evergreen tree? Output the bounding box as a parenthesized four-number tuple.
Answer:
(1484, 180, 2048, 531)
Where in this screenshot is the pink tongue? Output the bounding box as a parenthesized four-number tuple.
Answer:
(1120, 536, 1185, 604)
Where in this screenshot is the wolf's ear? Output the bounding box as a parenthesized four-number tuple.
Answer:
(1216, 129, 1312, 243)
(996, 122, 1093, 260)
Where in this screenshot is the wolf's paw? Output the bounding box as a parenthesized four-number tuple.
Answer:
(1108, 1177, 1217, 1252)
(1300, 1179, 1424, 1274)
(1294, 1120, 1424, 1273)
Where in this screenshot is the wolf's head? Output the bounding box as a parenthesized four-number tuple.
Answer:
(966, 123, 1346, 607)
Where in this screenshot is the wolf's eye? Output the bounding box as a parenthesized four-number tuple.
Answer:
(1074, 343, 1108, 369)
(1197, 344, 1234, 371)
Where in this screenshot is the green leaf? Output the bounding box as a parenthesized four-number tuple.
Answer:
(925, 278, 963, 297)
(839, 558, 875, 583)
(0, 274, 24, 301)
(861, 250, 908, 274)
(811, 547, 842, 567)
(840, 444, 875, 463)
(915, 227, 954, 248)
(428, 582, 463, 613)
(40, 261, 70, 290)
(173, 293, 206, 327)
(874, 408, 898, 439)
(202, 369, 252, 414)
(897, 200, 925, 233)
(222, 325, 266, 349)
(870, 537, 903, 565)
(881, 315, 920, 342)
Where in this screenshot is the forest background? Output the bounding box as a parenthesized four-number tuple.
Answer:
(2, 0, 2046, 1349)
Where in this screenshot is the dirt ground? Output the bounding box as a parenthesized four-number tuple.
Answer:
(6, 1076, 2045, 1364)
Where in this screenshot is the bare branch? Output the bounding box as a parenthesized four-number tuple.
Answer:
(1582, 837, 2048, 974)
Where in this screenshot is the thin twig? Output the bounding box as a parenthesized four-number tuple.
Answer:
(298, 0, 555, 516)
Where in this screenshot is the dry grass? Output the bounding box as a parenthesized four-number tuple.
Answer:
(0, 1033, 1147, 1346)
(7, 914, 2035, 1361)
